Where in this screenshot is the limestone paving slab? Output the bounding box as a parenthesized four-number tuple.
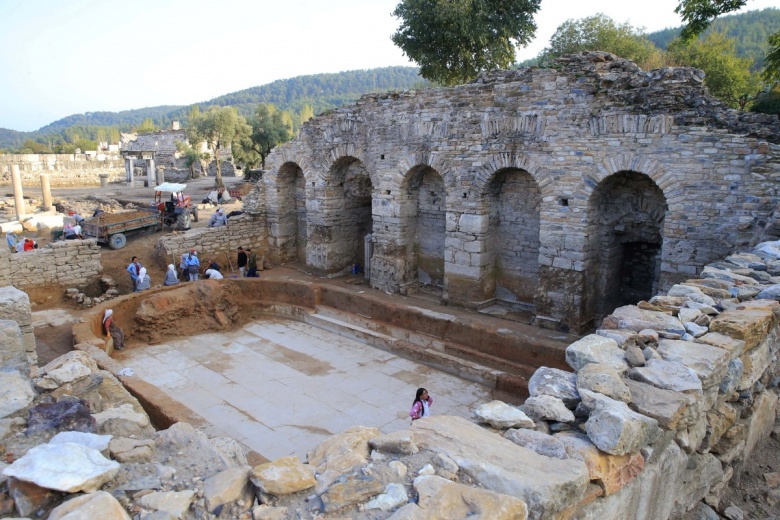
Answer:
(117, 317, 492, 461)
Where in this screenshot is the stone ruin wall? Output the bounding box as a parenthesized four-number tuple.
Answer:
(0, 239, 102, 291)
(0, 154, 125, 187)
(0, 240, 778, 518)
(153, 213, 268, 271)
(265, 52, 780, 333)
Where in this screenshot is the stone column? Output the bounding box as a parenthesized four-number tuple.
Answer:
(125, 157, 134, 187)
(40, 174, 53, 211)
(147, 158, 156, 186)
(99, 174, 108, 188)
(11, 165, 25, 221)
(443, 211, 491, 307)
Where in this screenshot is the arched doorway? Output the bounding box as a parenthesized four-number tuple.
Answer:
(403, 165, 446, 291)
(485, 168, 541, 307)
(329, 157, 373, 274)
(277, 162, 306, 264)
(589, 171, 667, 321)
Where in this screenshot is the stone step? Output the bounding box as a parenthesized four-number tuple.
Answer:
(306, 308, 527, 393)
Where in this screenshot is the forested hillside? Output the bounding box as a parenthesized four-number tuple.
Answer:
(0, 66, 424, 151)
(647, 8, 780, 71)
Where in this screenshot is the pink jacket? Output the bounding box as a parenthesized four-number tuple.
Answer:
(409, 396, 434, 420)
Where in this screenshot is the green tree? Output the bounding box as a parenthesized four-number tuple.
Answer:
(668, 31, 758, 108)
(675, 0, 780, 81)
(136, 118, 155, 133)
(235, 104, 293, 170)
(539, 14, 663, 69)
(188, 106, 249, 189)
(391, 0, 541, 85)
(299, 104, 315, 126)
(176, 141, 209, 179)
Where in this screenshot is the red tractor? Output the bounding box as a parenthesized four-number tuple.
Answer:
(153, 183, 199, 229)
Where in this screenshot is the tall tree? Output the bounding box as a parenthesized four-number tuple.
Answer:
(539, 14, 663, 69)
(188, 106, 249, 189)
(235, 104, 293, 170)
(668, 31, 758, 108)
(136, 118, 155, 133)
(675, 0, 779, 81)
(391, 0, 541, 85)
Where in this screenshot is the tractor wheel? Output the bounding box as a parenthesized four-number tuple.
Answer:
(191, 206, 199, 222)
(108, 233, 127, 250)
(176, 212, 191, 230)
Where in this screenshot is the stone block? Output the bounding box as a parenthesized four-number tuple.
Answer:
(709, 308, 775, 351)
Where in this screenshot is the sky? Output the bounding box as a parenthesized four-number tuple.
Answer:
(0, 0, 776, 132)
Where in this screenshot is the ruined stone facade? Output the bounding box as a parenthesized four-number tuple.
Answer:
(265, 53, 780, 333)
(0, 153, 125, 186)
(0, 239, 102, 290)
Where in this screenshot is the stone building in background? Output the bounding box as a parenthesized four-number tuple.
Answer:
(263, 52, 780, 333)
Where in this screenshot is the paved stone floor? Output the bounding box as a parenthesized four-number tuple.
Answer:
(116, 317, 494, 461)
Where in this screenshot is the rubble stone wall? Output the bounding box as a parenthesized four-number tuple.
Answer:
(266, 52, 780, 332)
(154, 213, 268, 270)
(0, 154, 125, 186)
(0, 239, 102, 290)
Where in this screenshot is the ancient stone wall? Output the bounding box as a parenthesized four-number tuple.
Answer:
(265, 52, 780, 333)
(0, 154, 125, 187)
(0, 239, 102, 290)
(154, 213, 268, 270)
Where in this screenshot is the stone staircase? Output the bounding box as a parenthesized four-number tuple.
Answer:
(305, 305, 538, 396)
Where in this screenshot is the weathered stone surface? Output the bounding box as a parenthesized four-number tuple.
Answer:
(702, 403, 738, 451)
(0, 320, 28, 375)
(321, 474, 383, 513)
(695, 332, 745, 359)
(555, 431, 644, 495)
(0, 370, 35, 419)
(601, 306, 686, 335)
(411, 416, 589, 519)
(565, 335, 628, 373)
(678, 307, 703, 324)
(362, 482, 408, 512)
(701, 266, 759, 285)
(623, 379, 689, 430)
(738, 338, 773, 391)
(528, 367, 579, 408)
(251, 456, 316, 496)
(0, 286, 35, 357)
(595, 329, 636, 348)
(388, 475, 527, 520)
(720, 357, 744, 395)
(369, 430, 418, 455)
(579, 390, 661, 456)
(667, 285, 716, 306)
(203, 465, 252, 513)
(577, 364, 631, 403)
(624, 345, 645, 367)
(109, 437, 155, 463)
(504, 428, 567, 459)
(683, 322, 708, 337)
(743, 391, 779, 461)
(522, 395, 575, 423)
(709, 308, 774, 351)
(657, 339, 730, 389)
(49, 431, 111, 452)
(627, 359, 702, 393)
(26, 399, 95, 434)
(135, 490, 195, 518)
(93, 404, 150, 437)
(252, 505, 288, 520)
(48, 490, 131, 520)
(673, 453, 724, 515)
(7, 477, 61, 517)
(307, 426, 379, 493)
(473, 400, 535, 429)
(37, 351, 97, 389)
(2, 442, 119, 493)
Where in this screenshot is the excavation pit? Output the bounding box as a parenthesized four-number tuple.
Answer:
(74, 277, 574, 461)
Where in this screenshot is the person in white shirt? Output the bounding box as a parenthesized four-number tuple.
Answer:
(205, 268, 223, 280)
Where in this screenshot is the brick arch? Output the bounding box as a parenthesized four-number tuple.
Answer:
(474, 153, 551, 197)
(585, 154, 673, 200)
(323, 145, 381, 188)
(394, 151, 457, 195)
(265, 148, 315, 184)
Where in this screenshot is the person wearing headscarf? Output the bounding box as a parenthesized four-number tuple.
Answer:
(6, 230, 17, 252)
(135, 267, 151, 291)
(103, 309, 125, 351)
(205, 268, 223, 280)
(208, 208, 228, 228)
(164, 264, 179, 286)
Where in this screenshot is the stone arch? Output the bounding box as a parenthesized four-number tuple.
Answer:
(586, 154, 672, 198)
(482, 167, 542, 306)
(586, 169, 668, 322)
(324, 155, 375, 275)
(474, 153, 551, 199)
(396, 151, 457, 196)
(273, 161, 307, 263)
(265, 147, 315, 184)
(399, 164, 447, 291)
